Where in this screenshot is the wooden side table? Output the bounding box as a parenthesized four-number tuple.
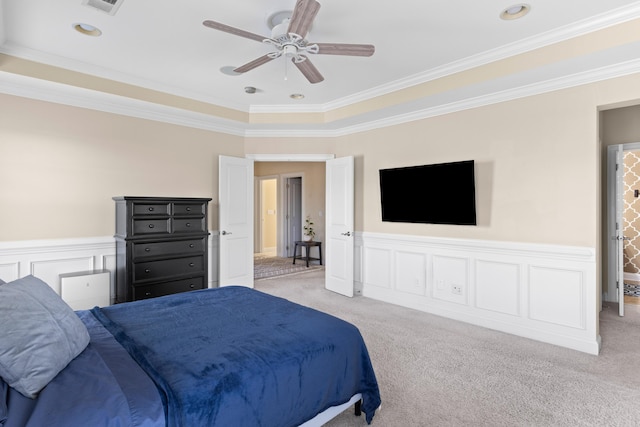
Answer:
(293, 241, 323, 267)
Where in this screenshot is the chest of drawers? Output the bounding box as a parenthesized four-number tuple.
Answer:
(113, 196, 212, 303)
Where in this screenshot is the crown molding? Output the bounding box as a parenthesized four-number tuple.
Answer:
(320, 2, 640, 111)
(4, 56, 640, 139)
(245, 58, 640, 138)
(0, 71, 248, 136)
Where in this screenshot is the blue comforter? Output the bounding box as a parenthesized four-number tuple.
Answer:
(92, 286, 381, 427)
(2, 311, 164, 427)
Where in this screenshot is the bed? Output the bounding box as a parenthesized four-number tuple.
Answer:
(0, 275, 381, 427)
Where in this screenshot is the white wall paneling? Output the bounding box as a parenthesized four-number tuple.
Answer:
(356, 232, 599, 355)
(0, 232, 220, 303)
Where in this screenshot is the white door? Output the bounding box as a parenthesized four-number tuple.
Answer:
(608, 144, 626, 316)
(219, 155, 254, 287)
(286, 177, 302, 257)
(325, 156, 355, 297)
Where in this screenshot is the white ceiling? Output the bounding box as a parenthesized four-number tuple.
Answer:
(2, 0, 640, 136)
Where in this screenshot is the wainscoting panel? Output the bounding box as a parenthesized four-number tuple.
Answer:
(31, 257, 96, 294)
(395, 251, 427, 296)
(362, 246, 392, 289)
(0, 233, 219, 303)
(432, 255, 469, 305)
(528, 266, 584, 329)
(356, 232, 599, 355)
(0, 237, 116, 298)
(475, 260, 521, 316)
(0, 262, 19, 282)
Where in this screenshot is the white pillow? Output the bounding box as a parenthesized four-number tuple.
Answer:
(0, 276, 90, 398)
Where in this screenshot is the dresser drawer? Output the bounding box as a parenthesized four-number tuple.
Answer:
(132, 202, 171, 216)
(132, 218, 170, 235)
(132, 238, 206, 259)
(134, 255, 205, 282)
(132, 276, 205, 300)
(173, 217, 206, 233)
(173, 202, 206, 216)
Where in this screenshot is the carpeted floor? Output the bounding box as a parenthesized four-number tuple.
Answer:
(255, 270, 640, 427)
(254, 253, 323, 280)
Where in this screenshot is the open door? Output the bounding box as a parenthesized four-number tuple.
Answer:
(325, 156, 355, 297)
(608, 144, 625, 316)
(219, 155, 254, 287)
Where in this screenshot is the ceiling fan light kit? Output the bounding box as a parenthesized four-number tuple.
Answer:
(203, 0, 375, 84)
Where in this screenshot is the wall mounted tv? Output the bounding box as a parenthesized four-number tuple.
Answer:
(379, 160, 477, 226)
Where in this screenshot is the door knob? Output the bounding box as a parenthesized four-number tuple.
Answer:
(341, 231, 352, 237)
(221, 230, 232, 235)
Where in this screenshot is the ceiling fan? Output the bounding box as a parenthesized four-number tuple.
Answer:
(203, 0, 375, 84)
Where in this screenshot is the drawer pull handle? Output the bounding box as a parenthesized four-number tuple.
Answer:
(190, 284, 195, 289)
(189, 244, 195, 248)
(145, 269, 151, 273)
(186, 222, 191, 227)
(145, 247, 151, 252)
(148, 207, 154, 212)
(189, 263, 195, 267)
(186, 207, 191, 212)
(148, 224, 155, 229)
(145, 292, 152, 296)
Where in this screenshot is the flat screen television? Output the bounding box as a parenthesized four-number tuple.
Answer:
(379, 160, 477, 225)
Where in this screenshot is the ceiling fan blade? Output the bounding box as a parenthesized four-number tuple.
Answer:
(293, 56, 324, 84)
(203, 20, 267, 43)
(234, 54, 275, 73)
(315, 43, 375, 57)
(287, 0, 321, 38)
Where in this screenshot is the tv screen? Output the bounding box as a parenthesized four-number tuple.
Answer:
(379, 160, 477, 225)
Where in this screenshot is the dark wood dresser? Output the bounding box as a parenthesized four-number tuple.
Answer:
(113, 196, 212, 303)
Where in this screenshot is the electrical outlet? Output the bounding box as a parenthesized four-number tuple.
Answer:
(451, 284, 463, 295)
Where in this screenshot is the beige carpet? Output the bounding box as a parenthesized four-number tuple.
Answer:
(255, 270, 640, 427)
(254, 253, 323, 280)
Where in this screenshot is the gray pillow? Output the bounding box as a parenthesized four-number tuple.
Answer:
(0, 275, 90, 398)
(0, 278, 5, 285)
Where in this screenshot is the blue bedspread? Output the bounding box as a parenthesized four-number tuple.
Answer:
(92, 286, 381, 427)
(3, 311, 164, 427)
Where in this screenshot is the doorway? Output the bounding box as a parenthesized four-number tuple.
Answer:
(254, 174, 303, 257)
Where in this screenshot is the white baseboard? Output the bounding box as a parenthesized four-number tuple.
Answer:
(624, 272, 640, 282)
(354, 232, 600, 355)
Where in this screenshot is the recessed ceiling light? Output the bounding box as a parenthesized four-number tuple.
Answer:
(500, 4, 530, 20)
(73, 23, 102, 36)
(290, 93, 305, 100)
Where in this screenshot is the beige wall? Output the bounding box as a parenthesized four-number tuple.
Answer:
(331, 87, 599, 247)
(0, 93, 243, 241)
(6, 73, 640, 256)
